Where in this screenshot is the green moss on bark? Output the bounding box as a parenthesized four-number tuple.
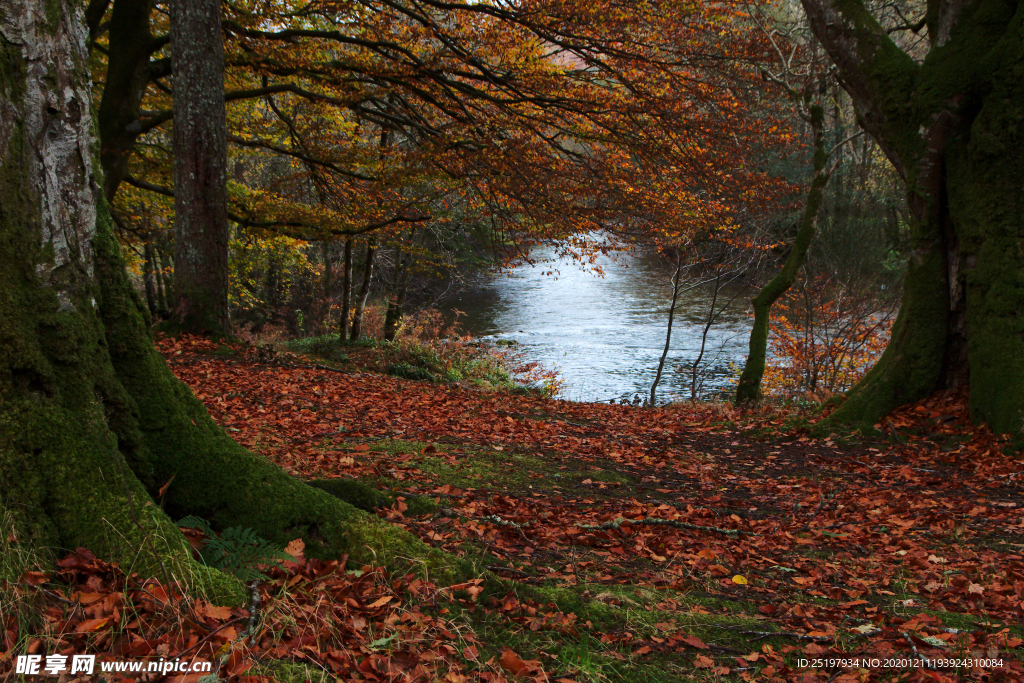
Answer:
(824, 212, 949, 428)
(945, 3, 1024, 434)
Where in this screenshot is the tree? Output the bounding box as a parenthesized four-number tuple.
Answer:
(735, 19, 843, 404)
(0, 0, 462, 594)
(169, 0, 231, 335)
(799, 0, 1024, 435)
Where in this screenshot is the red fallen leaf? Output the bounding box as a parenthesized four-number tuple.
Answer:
(366, 595, 393, 609)
(681, 635, 708, 649)
(840, 600, 869, 608)
(463, 645, 479, 660)
(58, 548, 97, 569)
(77, 617, 110, 632)
(284, 537, 305, 556)
(20, 570, 48, 586)
(694, 654, 715, 668)
(634, 646, 652, 655)
(201, 601, 234, 620)
(158, 474, 176, 498)
(498, 649, 532, 676)
(71, 591, 106, 605)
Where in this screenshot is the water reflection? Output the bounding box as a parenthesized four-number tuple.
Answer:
(443, 246, 754, 403)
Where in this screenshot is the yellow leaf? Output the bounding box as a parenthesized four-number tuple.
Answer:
(732, 575, 748, 585)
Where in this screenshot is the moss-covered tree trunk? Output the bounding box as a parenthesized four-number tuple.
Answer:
(1, 0, 467, 600)
(801, 0, 1024, 435)
(736, 104, 831, 404)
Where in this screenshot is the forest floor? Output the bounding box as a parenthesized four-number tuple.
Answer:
(6, 336, 1023, 683)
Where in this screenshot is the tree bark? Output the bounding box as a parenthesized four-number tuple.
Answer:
(143, 239, 158, 315)
(384, 232, 415, 342)
(736, 104, 832, 404)
(800, 0, 1024, 434)
(350, 238, 377, 341)
(1, 0, 469, 598)
(650, 256, 683, 407)
(169, 0, 231, 336)
(339, 236, 353, 341)
(95, 0, 162, 202)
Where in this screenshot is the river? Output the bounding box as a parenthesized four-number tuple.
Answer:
(442, 246, 755, 403)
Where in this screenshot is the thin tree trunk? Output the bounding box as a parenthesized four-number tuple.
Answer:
(691, 270, 723, 401)
(736, 104, 833, 404)
(384, 257, 413, 342)
(170, 0, 230, 336)
(339, 237, 353, 341)
(143, 239, 158, 316)
(155, 249, 168, 314)
(350, 238, 377, 341)
(384, 231, 416, 342)
(156, 246, 171, 314)
(650, 256, 683, 407)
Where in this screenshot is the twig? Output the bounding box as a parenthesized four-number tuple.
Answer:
(853, 459, 880, 475)
(885, 420, 907, 447)
(705, 642, 746, 654)
(719, 626, 832, 643)
(800, 486, 841, 532)
(577, 517, 748, 538)
(239, 580, 262, 643)
(175, 616, 247, 660)
(900, 631, 938, 670)
(486, 565, 529, 577)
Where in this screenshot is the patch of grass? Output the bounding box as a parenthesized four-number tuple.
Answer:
(285, 333, 557, 396)
(250, 659, 332, 683)
(435, 580, 781, 683)
(0, 510, 50, 654)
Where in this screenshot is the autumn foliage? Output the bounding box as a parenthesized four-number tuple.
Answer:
(762, 274, 895, 399)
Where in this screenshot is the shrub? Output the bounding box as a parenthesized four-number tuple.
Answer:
(762, 274, 895, 398)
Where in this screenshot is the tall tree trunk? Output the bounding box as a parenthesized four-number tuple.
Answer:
(339, 237, 353, 341)
(169, 0, 230, 336)
(350, 238, 377, 341)
(736, 104, 832, 404)
(95, 0, 162, 202)
(691, 270, 723, 401)
(1, 0, 465, 600)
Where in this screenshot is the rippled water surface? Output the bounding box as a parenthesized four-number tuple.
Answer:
(443, 246, 754, 403)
